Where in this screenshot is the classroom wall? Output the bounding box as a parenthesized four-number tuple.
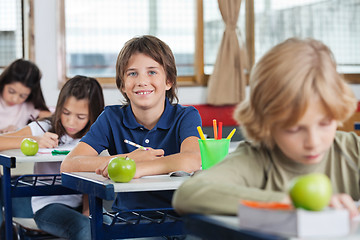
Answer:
(33, 0, 360, 107)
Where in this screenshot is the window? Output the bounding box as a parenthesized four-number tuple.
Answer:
(60, 0, 223, 86)
(0, 0, 26, 68)
(251, 0, 360, 82)
(59, 0, 360, 86)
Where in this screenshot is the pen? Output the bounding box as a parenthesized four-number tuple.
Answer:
(124, 139, 148, 150)
(30, 114, 46, 133)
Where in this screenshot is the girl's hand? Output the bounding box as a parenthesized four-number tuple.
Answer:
(330, 194, 359, 218)
(0, 125, 18, 133)
(127, 148, 164, 162)
(36, 132, 59, 148)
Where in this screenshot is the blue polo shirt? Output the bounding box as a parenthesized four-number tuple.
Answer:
(81, 98, 201, 211)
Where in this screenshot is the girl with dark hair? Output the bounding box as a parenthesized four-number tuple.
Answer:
(0, 59, 51, 133)
(0, 75, 105, 239)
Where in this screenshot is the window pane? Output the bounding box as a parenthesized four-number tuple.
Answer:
(203, 0, 223, 75)
(65, 0, 195, 78)
(0, 0, 23, 68)
(254, 0, 360, 73)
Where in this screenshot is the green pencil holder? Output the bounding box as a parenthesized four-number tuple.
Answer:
(198, 138, 230, 170)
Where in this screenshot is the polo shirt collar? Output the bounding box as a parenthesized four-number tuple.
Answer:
(123, 98, 175, 130)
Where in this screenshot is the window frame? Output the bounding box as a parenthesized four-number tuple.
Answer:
(0, 0, 34, 69)
(24, 0, 36, 61)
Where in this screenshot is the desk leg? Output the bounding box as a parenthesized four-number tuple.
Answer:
(2, 167, 13, 240)
(89, 195, 104, 240)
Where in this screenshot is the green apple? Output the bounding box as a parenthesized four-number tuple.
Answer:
(289, 173, 332, 211)
(108, 156, 136, 183)
(20, 138, 39, 156)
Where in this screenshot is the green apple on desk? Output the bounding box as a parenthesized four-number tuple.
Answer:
(108, 156, 136, 183)
(289, 173, 332, 211)
(20, 138, 39, 156)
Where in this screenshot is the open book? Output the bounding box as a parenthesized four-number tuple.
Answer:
(238, 200, 350, 238)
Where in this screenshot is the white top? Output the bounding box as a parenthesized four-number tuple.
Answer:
(0, 97, 39, 130)
(29, 120, 82, 213)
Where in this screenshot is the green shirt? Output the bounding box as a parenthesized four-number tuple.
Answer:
(172, 131, 360, 215)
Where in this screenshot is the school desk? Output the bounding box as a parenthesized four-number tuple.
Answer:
(0, 149, 79, 240)
(61, 172, 190, 240)
(184, 214, 360, 240)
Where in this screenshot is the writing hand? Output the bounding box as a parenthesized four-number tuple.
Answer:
(36, 132, 59, 148)
(128, 147, 164, 162)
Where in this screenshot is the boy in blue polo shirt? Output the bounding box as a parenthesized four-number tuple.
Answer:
(61, 35, 202, 212)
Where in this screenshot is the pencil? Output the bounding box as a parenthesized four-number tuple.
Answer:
(197, 126, 206, 140)
(30, 114, 46, 133)
(213, 119, 218, 140)
(218, 122, 223, 140)
(124, 139, 148, 150)
(226, 128, 237, 140)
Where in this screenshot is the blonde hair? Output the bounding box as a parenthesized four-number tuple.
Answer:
(234, 38, 357, 148)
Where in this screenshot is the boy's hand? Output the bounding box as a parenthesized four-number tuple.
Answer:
(95, 148, 165, 179)
(330, 193, 359, 218)
(128, 148, 164, 162)
(95, 158, 111, 178)
(36, 132, 59, 148)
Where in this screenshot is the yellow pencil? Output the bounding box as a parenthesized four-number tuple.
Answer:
(197, 126, 206, 140)
(226, 128, 237, 140)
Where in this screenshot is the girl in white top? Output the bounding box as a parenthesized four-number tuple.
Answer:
(0, 59, 51, 133)
(0, 75, 104, 240)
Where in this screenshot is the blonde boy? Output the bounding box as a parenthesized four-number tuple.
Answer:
(173, 38, 359, 218)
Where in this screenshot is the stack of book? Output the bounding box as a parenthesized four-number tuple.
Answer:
(238, 200, 350, 238)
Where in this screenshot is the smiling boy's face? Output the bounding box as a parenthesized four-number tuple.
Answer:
(272, 98, 337, 165)
(122, 53, 172, 112)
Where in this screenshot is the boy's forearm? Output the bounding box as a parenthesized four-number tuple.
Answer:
(61, 154, 127, 173)
(134, 151, 201, 178)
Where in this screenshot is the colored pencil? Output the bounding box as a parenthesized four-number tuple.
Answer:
(197, 126, 206, 140)
(226, 128, 237, 140)
(218, 122, 223, 140)
(213, 119, 218, 140)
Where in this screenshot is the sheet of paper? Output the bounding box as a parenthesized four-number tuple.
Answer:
(37, 144, 76, 154)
